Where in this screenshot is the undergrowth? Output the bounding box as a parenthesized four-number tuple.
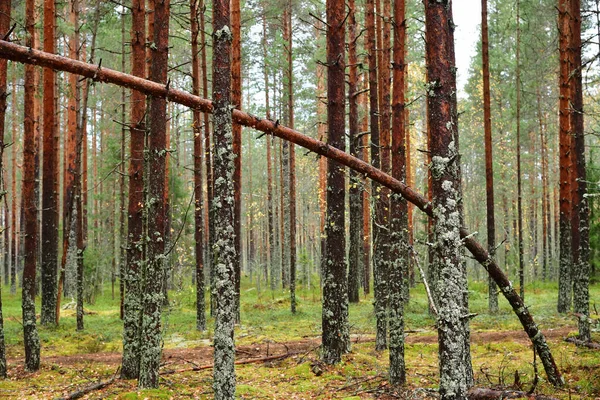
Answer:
(0, 278, 598, 398)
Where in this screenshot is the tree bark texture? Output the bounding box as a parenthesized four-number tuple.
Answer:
(481, 0, 498, 313)
(22, 0, 41, 371)
(568, 0, 590, 342)
(0, 0, 11, 377)
(41, 0, 59, 326)
(388, 0, 407, 385)
(347, 0, 363, 304)
(211, 0, 237, 395)
(322, 0, 350, 365)
(557, 0, 573, 313)
(191, 0, 206, 332)
(121, 0, 146, 380)
(231, 0, 242, 323)
(138, 0, 170, 388)
(0, 40, 564, 387)
(425, 1, 473, 398)
(366, 0, 387, 351)
(515, 0, 525, 302)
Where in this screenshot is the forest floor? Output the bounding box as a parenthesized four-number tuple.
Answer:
(1, 280, 599, 399)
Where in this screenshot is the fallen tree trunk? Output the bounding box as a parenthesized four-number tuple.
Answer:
(565, 336, 600, 349)
(0, 39, 563, 387)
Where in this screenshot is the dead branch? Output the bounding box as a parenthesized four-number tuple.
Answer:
(56, 377, 116, 400)
(565, 336, 600, 349)
(161, 352, 299, 376)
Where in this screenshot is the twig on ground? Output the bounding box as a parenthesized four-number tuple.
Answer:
(161, 352, 299, 376)
(565, 336, 600, 349)
(55, 368, 120, 400)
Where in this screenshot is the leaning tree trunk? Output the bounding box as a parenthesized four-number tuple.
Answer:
(388, 0, 407, 385)
(0, 39, 564, 387)
(121, 0, 146, 380)
(21, 0, 41, 371)
(322, 0, 350, 365)
(481, 0, 498, 313)
(138, 0, 170, 388)
(425, 1, 473, 398)
(569, 0, 591, 342)
(212, 0, 237, 395)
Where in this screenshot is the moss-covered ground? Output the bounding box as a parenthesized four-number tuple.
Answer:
(0, 278, 599, 399)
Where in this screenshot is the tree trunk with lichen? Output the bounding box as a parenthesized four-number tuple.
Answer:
(121, 0, 146, 380)
(231, 0, 242, 323)
(322, 0, 350, 365)
(557, 0, 572, 314)
(41, 0, 58, 327)
(0, 0, 11, 378)
(138, 0, 170, 388)
(191, 0, 206, 332)
(212, 0, 237, 395)
(425, 1, 473, 398)
(388, 0, 407, 385)
(569, 0, 590, 342)
(366, 0, 387, 351)
(347, 0, 363, 305)
(481, 0, 498, 313)
(21, 0, 41, 371)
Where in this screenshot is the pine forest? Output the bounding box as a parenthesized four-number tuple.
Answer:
(0, 0, 599, 398)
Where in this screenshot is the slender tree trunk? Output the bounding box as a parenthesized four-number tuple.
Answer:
(10, 66, 18, 296)
(282, 4, 297, 313)
(137, 0, 170, 388)
(347, 0, 363, 304)
(231, 0, 242, 323)
(316, 23, 327, 282)
(121, 0, 146, 380)
(367, 0, 386, 351)
(191, 0, 206, 332)
(21, 0, 41, 370)
(557, 0, 572, 313)
(425, 1, 473, 397)
(212, 0, 237, 394)
(263, 10, 275, 291)
(537, 87, 549, 281)
(515, 0, 525, 301)
(482, 0, 498, 313)
(0, 0, 11, 377)
(569, 0, 590, 342)
(322, 0, 350, 365)
(361, 74, 371, 296)
(41, 0, 59, 326)
(388, 0, 407, 385)
(57, 0, 80, 322)
(119, 8, 127, 320)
